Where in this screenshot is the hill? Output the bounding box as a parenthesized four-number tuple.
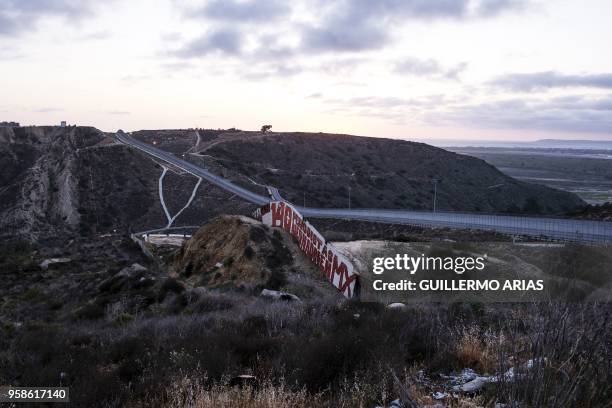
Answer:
(172, 215, 336, 298)
(171, 130, 585, 214)
(0, 126, 587, 241)
(0, 126, 253, 240)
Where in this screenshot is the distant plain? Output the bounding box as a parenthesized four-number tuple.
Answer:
(450, 147, 612, 205)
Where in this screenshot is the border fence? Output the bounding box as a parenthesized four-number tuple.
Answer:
(300, 208, 612, 244)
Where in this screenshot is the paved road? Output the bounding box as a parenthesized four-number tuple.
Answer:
(116, 133, 612, 243)
(268, 186, 283, 201)
(116, 132, 269, 206)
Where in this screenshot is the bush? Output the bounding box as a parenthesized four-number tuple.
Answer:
(158, 278, 185, 301)
(243, 245, 255, 259)
(76, 302, 105, 320)
(265, 269, 287, 290)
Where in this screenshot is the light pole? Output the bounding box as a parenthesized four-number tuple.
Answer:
(348, 172, 355, 209)
(303, 191, 306, 209)
(432, 178, 440, 212)
(348, 185, 351, 209)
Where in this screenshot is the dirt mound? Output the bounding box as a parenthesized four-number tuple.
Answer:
(172, 215, 335, 297)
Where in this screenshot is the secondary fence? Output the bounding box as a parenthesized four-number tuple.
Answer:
(300, 208, 612, 244)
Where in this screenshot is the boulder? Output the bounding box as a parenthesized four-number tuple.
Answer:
(432, 391, 448, 400)
(39, 258, 71, 270)
(260, 289, 301, 302)
(131, 263, 147, 272)
(387, 303, 407, 310)
(453, 376, 490, 393)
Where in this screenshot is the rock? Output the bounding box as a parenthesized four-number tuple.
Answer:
(386, 302, 407, 310)
(190, 287, 208, 297)
(229, 374, 258, 388)
(184, 287, 207, 303)
(453, 376, 490, 393)
(260, 289, 301, 302)
(489, 358, 546, 383)
(117, 263, 148, 278)
(131, 263, 147, 272)
(116, 267, 133, 278)
(388, 399, 405, 408)
(132, 276, 155, 289)
(442, 367, 479, 385)
(39, 258, 71, 270)
(432, 391, 448, 400)
(458, 368, 479, 383)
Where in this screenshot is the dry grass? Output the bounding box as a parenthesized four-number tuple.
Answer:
(2, 301, 610, 407)
(158, 377, 315, 408)
(455, 326, 497, 374)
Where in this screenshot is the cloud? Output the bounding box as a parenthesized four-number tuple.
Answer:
(78, 30, 112, 41)
(299, 0, 461, 53)
(428, 95, 612, 134)
(0, 0, 100, 37)
(345, 95, 445, 108)
(0, 45, 25, 59)
(107, 111, 130, 115)
(321, 91, 612, 135)
(491, 71, 612, 91)
(299, 0, 527, 52)
(174, 28, 243, 57)
(171, 0, 529, 67)
(0, 14, 20, 36)
(34, 107, 63, 113)
(192, 0, 290, 23)
(120, 75, 151, 84)
(301, 22, 389, 52)
(476, 0, 527, 16)
(240, 64, 303, 80)
(321, 94, 446, 123)
(395, 57, 467, 79)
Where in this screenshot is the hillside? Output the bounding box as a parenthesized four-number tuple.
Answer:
(1, 212, 609, 407)
(0, 126, 253, 240)
(174, 130, 585, 214)
(0, 126, 587, 241)
(172, 215, 336, 298)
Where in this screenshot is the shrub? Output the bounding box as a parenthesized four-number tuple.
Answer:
(244, 245, 255, 259)
(223, 256, 235, 267)
(22, 287, 45, 301)
(158, 278, 185, 301)
(76, 302, 105, 320)
(265, 269, 287, 290)
(190, 294, 234, 313)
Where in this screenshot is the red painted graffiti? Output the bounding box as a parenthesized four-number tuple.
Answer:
(255, 201, 359, 298)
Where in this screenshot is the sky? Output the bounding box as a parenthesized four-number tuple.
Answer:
(1, 0, 612, 141)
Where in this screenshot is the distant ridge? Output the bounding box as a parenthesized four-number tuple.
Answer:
(531, 139, 612, 149)
(422, 138, 612, 150)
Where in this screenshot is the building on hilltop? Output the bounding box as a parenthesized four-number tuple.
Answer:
(0, 121, 20, 128)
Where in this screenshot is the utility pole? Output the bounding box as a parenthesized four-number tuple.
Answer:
(348, 172, 355, 210)
(433, 178, 439, 212)
(348, 185, 351, 209)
